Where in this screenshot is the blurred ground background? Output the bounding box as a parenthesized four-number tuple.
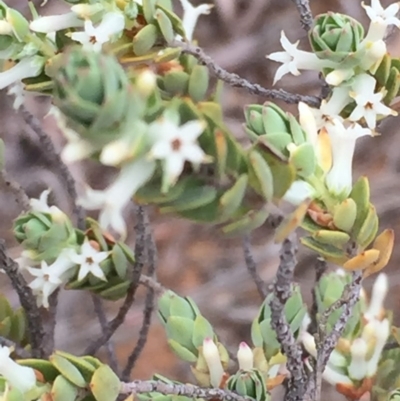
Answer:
(1, 0, 400, 399)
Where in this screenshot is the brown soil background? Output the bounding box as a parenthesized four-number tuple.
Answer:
(1, 1, 400, 399)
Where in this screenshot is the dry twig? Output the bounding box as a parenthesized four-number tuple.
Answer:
(0, 170, 30, 211)
(120, 380, 256, 401)
(0, 241, 45, 358)
(270, 236, 306, 401)
(173, 41, 321, 107)
(291, 0, 313, 32)
(122, 215, 158, 380)
(84, 206, 148, 355)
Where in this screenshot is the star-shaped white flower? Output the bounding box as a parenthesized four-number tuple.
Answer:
(70, 12, 125, 52)
(0, 346, 36, 393)
(179, 0, 213, 42)
(148, 117, 208, 189)
(349, 73, 397, 129)
(78, 159, 156, 238)
(363, 0, 400, 26)
(69, 240, 109, 282)
(28, 251, 75, 308)
(267, 31, 334, 85)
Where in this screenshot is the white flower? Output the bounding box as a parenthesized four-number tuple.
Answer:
(283, 180, 316, 205)
(29, 189, 67, 223)
(237, 342, 253, 371)
(364, 273, 388, 322)
(47, 106, 96, 163)
(0, 56, 44, 90)
(28, 251, 76, 308)
(362, 0, 400, 41)
(149, 118, 207, 189)
(78, 159, 156, 238)
(0, 346, 36, 393)
(179, 0, 213, 42)
(360, 39, 387, 72)
(362, 318, 390, 376)
(310, 87, 351, 130)
(348, 339, 368, 381)
(7, 81, 26, 110)
(325, 120, 371, 197)
(349, 74, 397, 129)
(30, 12, 84, 33)
(15, 250, 38, 272)
(202, 338, 224, 388)
(70, 12, 125, 52)
(69, 240, 109, 282)
(325, 68, 355, 86)
(267, 31, 335, 85)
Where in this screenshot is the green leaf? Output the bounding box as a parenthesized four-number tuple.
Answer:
(90, 365, 121, 401)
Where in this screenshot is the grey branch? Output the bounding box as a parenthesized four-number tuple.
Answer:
(122, 215, 158, 380)
(0, 241, 45, 358)
(270, 236, 306, 401)
(242, 235, 268, 299)
(291, 0, 314, 32)
(120, 380, 256, 401)
(139, 274, 166, 295)
(173, 41, 321, 107)
(84, 206, 148, 355)
(0, 170, 30, 211)
(19, 106, 86, 231)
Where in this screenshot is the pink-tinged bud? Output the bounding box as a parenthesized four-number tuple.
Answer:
(202, 338, 224, 388)
(237, 342, 253, 371)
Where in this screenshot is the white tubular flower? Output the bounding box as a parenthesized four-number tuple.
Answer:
(349, 74, 396, 129)
(78, 159, 156, 238)
(70, 12, 125, 52)
(28, 251, 76, 308)
(149, 118, 208, 189)
(0, 56, 44, 90)
(30, 12, 84, 33)
(29, 189, 67, 223)
(311, 87, 351, 130)
(202, 338, 224, 388)
(283, 180, 316, 205)
(179, 0, 213, 42)
(323, 364, 353, 386)
(366, 318, 390, 376)
(15, 250, 38, 272)
(325, 120, 371, 197)
(348, 339, 368, 381)
(0, 346, 36, 393)
(237, 342, 253, 371)
(360, 39, 387, 72)
(364, 273, 388, 321)
(7, 81, 26, 110)
(362, 0, 400, 41)
(325, 68, 355, 86)
(69, 240, 109, 282)
(267, 31, 335, 85)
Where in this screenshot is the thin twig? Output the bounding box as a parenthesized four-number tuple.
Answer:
(84, 206, 148, 355)
(291, 0, 314, 32)
(0, 170, 30, 211)
(308, 258, 328, 335)
(242, 235, 267, 299)
(307, 271, 362, 401)
(139, 274, 166, 295)
(19, 106, 86, 230)
(120, 380, 256, 401)
(91, 295, 119, 373)
(0, 241, 44, 358)
(122, 218, 158, 380)
(270, 235, 306, 401)
(0, 336, 31, 359)
(173, 41, 321, 107)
